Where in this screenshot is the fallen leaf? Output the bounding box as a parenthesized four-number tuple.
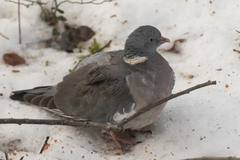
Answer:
(3, 53, 25, 66)
(115, 151, 121, 155)
(43, 143, 50, 151)
(109, 146, 114, 150)
(12, 70, 20, 73)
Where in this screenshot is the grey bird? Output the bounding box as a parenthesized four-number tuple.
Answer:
(10, 25, 175, 149)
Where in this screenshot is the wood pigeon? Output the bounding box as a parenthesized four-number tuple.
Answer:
(10, 25, 175, 148)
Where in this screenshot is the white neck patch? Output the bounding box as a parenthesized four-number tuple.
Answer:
(124, 56, 148, 65)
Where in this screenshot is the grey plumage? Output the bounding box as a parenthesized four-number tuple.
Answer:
(10, 25, 174, 130)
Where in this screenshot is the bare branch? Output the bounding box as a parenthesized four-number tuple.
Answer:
(18, 0, 22, 44)
(0, 32, 9, 40)
(57, 0, 113, 7)
(0, 80, 216, 133)
(39, 136, 50, 154)
(5, 0, 48, 8)
(72, 40, 112, 72)
(117, 80, 217, 128)
(96, 40, 112, 53)
(5, 150, 9, 160)
(183, 157, 240, 160)
(0, 118, 120, 131)
(233, 49, 240, 53)
(5, 0, 112, 8)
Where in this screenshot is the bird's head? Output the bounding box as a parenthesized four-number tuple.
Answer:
(124, 25, 170, 65)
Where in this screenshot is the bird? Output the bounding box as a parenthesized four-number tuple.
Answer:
(10, 25, 175, 149)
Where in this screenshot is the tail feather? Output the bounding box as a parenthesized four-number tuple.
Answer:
(40, 96, 54, 107)
(10, 86, 57, 101)
(10, 86, 85, 121)
(23, 94, 36, 104)
(47, 98, 57, 109)
(31, 95, 46, 106)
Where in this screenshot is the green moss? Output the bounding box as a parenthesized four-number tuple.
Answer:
(88, 38, 100, 54)
(45, 60, 49, 66)
(78, 45, 83, 52)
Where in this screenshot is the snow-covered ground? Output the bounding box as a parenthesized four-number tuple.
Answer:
(0, 0, 240, 159)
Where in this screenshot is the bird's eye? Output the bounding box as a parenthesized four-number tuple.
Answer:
(150, 38, 153, 42)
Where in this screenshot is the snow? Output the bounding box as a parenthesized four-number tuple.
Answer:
(0, 0, 240, 159)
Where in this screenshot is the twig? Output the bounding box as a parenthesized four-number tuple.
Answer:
(0, 32, 9, 40)
(0, 80, 216, 132)
(71, 40, 112, 72)
(5, 0, 48, 8)
(5, 150, 9, 160)
(117, 80, 217, 127)
(39, 136, 50, 154)
(95, 40, 112, 53)
(233, 49, 240, 53)
(18, 0, 22, 44)
(0, 118, 119, 131)
(183, 157, 240, 160)
(57, 0, 113, 8)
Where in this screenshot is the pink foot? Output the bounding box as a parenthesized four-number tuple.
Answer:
(106, 131, 137, 149)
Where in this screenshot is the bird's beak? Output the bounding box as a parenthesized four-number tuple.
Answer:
(160, 37, 170, 43)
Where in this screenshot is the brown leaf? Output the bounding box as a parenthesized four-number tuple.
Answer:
(12, 70, 20, 73)
(43, 143, 50, 151)
(77, 26, 95, 41)
(3, 53, 25, 66)
(115, 151, 121, 155)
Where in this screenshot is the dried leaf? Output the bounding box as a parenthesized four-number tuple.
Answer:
(115, 151, 121, 155)
(12, 70, 20, 73)
(76, 25, 95, 41)
(43, 143, 50, 151)
(3, 53, 25, 66)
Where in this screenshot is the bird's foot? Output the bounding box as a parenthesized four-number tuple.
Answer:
(105, 131, 137, 150)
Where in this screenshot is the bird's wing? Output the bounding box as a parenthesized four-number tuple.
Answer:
(53, 52, 136, 124)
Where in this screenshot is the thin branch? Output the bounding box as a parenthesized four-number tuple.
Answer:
(233, 49, 240, 53)
(18, 0, 22, 44)
(39, 136, 50, 154)
(0, 80, 216, 132)
(57, 0, 113, 8)
(117, 80, 217, 127)
(71, 40, 112, 72)
(95, 40, 112, 53)
(5, 150, 9, 160)
(184, 157, 240, 160)
(0, 32, 9, 40)
(0, 118, 120, 131)
(5, 0, 48, 8)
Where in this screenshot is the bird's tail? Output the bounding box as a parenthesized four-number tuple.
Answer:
(10, 86, 57, 109)
(10, 86, 83, 121)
